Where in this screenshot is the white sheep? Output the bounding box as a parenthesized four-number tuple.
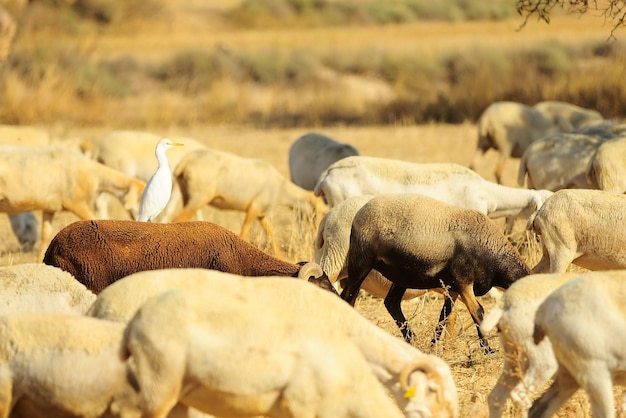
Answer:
(115, 268, 458, 418)
(313, 156, 553, 228)
(341, 193, 531, 352)
(533, 101, 603, 129)
(530, 271, 626, 418)
(0, 263, 96, 315)
(0, 312, 208, 418)
(480, 272, 580, 418)
(171, 148, 326, 255)
(288, 131, 359, 190)
(586, 135, 626, 194)
(527, 188, 626, 273)
(91, 130, 207, 222)
(470, 101, 573, 184)
(0, 145, 146, 261)
(87, 261, 333, 323)
(517, 130, 615, 191)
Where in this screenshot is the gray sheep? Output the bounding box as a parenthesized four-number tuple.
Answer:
(471, 101, 573, 184)
(533, 101, 603, 129)
(341, 193, 531, 352)
(43, 219, 332, 294)
(517, 130, 615, 191)
(288, 132, 359, 190)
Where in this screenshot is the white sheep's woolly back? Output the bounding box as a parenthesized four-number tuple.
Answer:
(0, 263, 95, 315)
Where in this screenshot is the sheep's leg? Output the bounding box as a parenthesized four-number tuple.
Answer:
(528, 368, 579, 418)
(495, 155, 507, 184)
(457, 286, 493, 353)
(432, 292, 457, 347)
(582, 366, 615, 418)
(0, 370, 12, 418)
(383, 284, 413, 342)
(63, 198, 96, 221)
(258, 216, 282, 257)
(240, 207, 257, 241)
(339, 270, 370, 306)
(37, 211, 55, 262)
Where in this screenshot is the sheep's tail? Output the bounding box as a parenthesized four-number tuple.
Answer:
(312, 173, 326, 198)
(532, 323, 546, 345)
(479, 306, 503, 335)
(526, 206, 539, 232)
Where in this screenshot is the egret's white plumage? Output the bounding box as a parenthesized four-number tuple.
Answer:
(137, 138, 184, 222)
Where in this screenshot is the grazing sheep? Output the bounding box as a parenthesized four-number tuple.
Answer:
(87, 262, 334, 322)
(315, 194, 428, 298)
(517, 131, 615, 190)
(528, 189, 626, 273)
(0, 312, 208, 418)
(530, 271, 626, 418)
(533, 101, 603, 129)
(586, 136, 626, 194)
(288, 132, 359, 190)
(43, 219, 332, 294)
(118, 268, 458, 418)
(480, 272, 580, 418)
(172, 148, 326, 255)
(341, 193, 531, 352)
(470, 101, 573, 184)
(91, 130, 207, 222)
(0, 313, 139, 418)
(0, 263, 96, 315)
(313, 156, 553, 229)
(0, 145, 146, 261)
(9, 212, 38, 251)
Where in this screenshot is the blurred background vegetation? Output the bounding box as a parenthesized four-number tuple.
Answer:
(0, 0, 624, 128)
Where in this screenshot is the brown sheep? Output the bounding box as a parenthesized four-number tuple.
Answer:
(43, 219, 333, 294)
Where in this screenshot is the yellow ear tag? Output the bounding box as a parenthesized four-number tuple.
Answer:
(404, 386, 416, 399)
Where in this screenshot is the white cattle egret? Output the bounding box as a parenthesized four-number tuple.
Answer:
(137, 138, 184, 222)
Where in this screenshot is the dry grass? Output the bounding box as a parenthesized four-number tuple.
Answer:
(0, 122, 613, 417)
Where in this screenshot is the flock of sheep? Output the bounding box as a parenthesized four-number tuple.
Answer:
(0, 98, 625, 418)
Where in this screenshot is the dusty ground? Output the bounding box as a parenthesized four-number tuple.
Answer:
(0, 122, 612, 417)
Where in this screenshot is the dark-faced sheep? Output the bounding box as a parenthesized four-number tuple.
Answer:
(340, 193, 531, 352)
(43, 219, 333, 294)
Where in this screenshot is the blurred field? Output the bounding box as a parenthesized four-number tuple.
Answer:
(0, 122, 612, 417)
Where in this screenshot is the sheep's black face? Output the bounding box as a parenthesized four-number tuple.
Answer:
(307, 273, 339, 295)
